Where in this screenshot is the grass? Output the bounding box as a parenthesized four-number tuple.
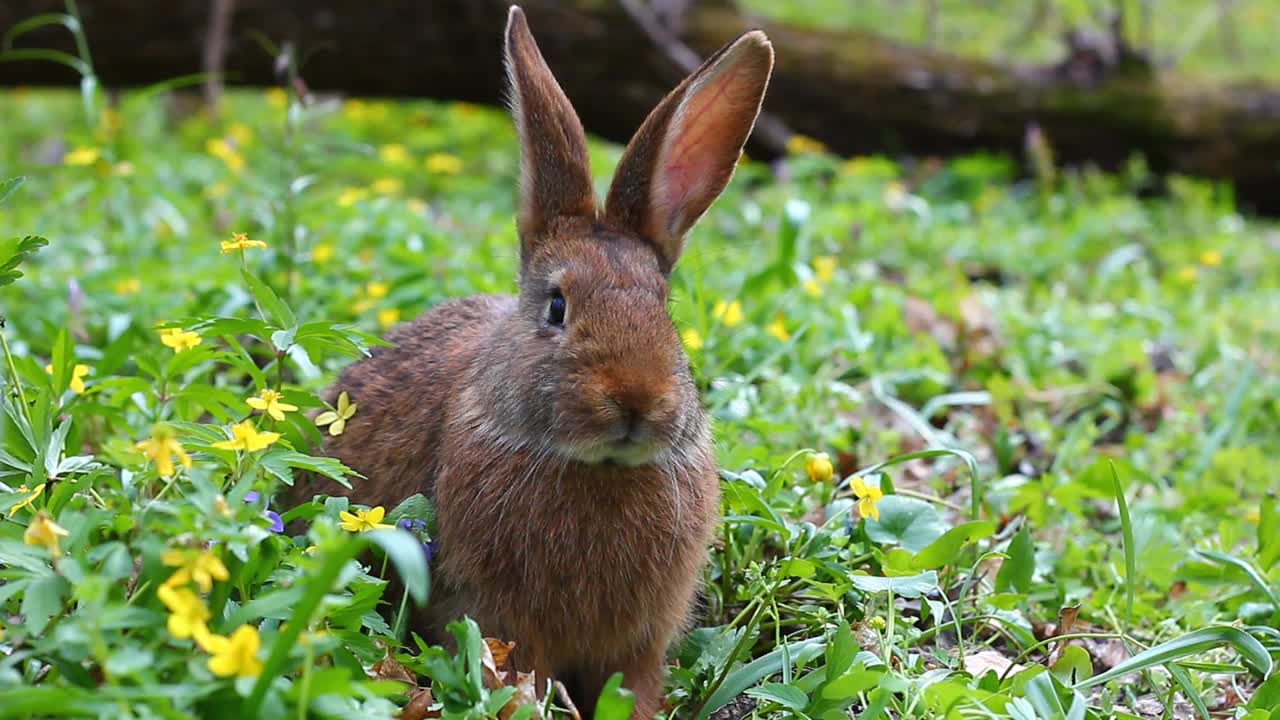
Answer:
(743, 0, 1280, 82)
(1, 28, 1279, 720)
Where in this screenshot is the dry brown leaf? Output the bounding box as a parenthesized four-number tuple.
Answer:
(961, 649, 1025, 678)
(480, 638, 504, 691)
(499, 670, 543, 720)
(371, 648, 416, 686)
(485, 638, 515, 670)
(399, 687, 439, 720)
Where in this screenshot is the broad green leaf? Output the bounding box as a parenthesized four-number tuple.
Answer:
(21, 574, 67, 636)
(864, 495, 947, 551)
(821, 664, 884, 699)
(996, 526, 1035, 594)
(849, 571, 938, 598)
(594, 673, 636, 720)
(746, 682, 808, 711)
(1050, 645, 1092, 684)
(910, 520, 995, 570)
(824, 620, 857, 682)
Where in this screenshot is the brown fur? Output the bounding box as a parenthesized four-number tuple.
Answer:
(291, 7, 773, 718)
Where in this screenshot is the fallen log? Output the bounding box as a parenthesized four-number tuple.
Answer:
(2, 0, 1279, 211)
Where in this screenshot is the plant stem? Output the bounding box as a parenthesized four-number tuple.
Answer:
(0, 322, 32, 425)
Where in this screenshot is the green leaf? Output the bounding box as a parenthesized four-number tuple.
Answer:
(21, 574, 67, 636)
(824, 620, 858, 682)
(1050, 645, 1093, 684)
(746, 682, 808, 711)
(0, 235, 48, 288)
(849, 571, 938, 598)
(240, 267, 296, 330)
(246, 528, 430, 713)
(910, 520, 995, 570)
(694, 638, 825, 720)
(864, 495, 947, 552)
(0, 176, 23, 206)
(1247, 673, 1280, 710)
(1259, 496, 1280, 571)
(594, 672, 637, 720)
(1109, 461, 1136, 627)
(821, 664, 884, 699)
(1075, 626, 1273, 689)
(996, 525, 1035, 594)
(1195, 549, 1280, 608)
(386, 493, 437, 533)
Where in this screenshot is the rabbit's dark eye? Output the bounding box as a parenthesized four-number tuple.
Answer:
(547, 289, 567, 326)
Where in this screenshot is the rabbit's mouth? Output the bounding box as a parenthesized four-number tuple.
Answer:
(558, 436, 666, 467)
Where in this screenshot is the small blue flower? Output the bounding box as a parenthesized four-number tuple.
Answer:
(243, 491, 282, 533)
(264, 510, 284, 533)
(397, 518, 426, 532)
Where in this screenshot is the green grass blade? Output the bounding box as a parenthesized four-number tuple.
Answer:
(1074, 626, 1272, 689)
(1195, 549, 1280, 607)
(693, 638, 824, 720)
(1108, 461, 1136, 628)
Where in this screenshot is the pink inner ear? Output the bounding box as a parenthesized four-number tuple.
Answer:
(655, 61, 756, 236)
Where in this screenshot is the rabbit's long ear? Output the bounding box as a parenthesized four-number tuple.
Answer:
(505, 6, 596, 250)
(605, 30, 773, 271)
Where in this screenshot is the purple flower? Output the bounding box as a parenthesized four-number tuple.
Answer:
(264, 510, 284, 533)
(243, 491, 282, 533)
(397, 518, 426, 532)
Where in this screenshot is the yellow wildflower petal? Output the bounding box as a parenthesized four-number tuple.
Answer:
(681, 328, 704, 352)
(1199, 250, 1222, 266)
(806, 453, 834, 483)
(314, 411, 339, 426)
(23, 511, 68, 554)
(64, 147, 101, 166)
(813, 256, 837, 282)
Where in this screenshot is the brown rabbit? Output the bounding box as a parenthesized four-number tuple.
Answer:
(303, 7, 772, 717)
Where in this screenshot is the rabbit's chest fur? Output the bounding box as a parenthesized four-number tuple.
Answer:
(433, 433, 719, 661)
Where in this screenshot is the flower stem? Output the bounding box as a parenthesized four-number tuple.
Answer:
(0, 320, 32, 425)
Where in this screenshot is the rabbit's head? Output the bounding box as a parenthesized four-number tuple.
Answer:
(492, 7, 772, 467)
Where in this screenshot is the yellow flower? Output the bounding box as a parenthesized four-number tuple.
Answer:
(850, 476, 884, 521)
(712, 300, 743, 327)
(1199, 250, 1222, 266)
(220, 231, 267, 254)
(211, 420, 281, 452)
(425, 152, 463, 175)
(813, 256, 837, 283)
(266, 87, 288, 108)
(1245, 508, 1261, 524)
(803, 278, 822, 297)
(785, 134, 826, 155)
(246, 389, 298, 422)
(228, 122, 254, 146)
(766, 317, 791, 342)
(24, 511, 68, 554)
(315, 391, 357, 436)
(378, 307, 401, 329)
(379, 143, 409, 165)
(205, 624, 264, 678)
(372, 177, 403, 195)
(806, 452, 834, 483)
(338, 506, 393, 533)
(337, 187, 367, 207)
(63, 147, 101, 166)
(681, 328, 704, 352)
(159, 327, 203, 352)
(311, 242, 335, 264)
(156, 584, 212, 642)
(205, 138, 245, 173)
(6, 483, 45, 516)
(114, 276, 142, 295)
(162, 548, 229, 593)
(1177, 266, 1198, 283)
(135, 424, 192, 478)
(365, 281, 389, 299)
(45, 363, 91, 394)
